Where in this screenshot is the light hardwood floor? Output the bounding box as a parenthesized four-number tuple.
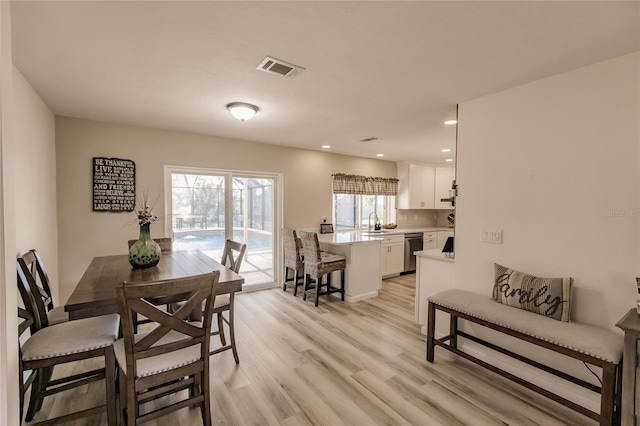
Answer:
(25, 274, 596, 425)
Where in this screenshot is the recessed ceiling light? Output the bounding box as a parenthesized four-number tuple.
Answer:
(322, 145, 331, 149)
(376, 154, 384, 157)
(441, 148, 451, 153)
(444, 120, 457, 125)
(445, 159, 454, 162)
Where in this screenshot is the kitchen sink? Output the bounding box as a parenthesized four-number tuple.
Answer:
(362, 230, 389, 235)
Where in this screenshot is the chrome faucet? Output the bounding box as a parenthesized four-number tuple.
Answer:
(368, 212, 379, 231)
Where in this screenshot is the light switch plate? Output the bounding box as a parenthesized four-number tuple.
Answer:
(481, 230, 502, 244)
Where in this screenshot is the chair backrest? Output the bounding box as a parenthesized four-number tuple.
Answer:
(17, 250, 54, 312)
(18, 306, 37, 420)
(155, 238, 173, 252)
(281, 229, 303, 268)
(221, 239, 247, 274)
(116, 271, 220, 380)
(127, 237, 173, 252)
(298, 231, 322, 264)
(16, 262, 48, 332)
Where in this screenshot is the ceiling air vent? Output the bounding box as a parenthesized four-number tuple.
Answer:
(359, 136, 380, 142)
(257, 56, 305, 78)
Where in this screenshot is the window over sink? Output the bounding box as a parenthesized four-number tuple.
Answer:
(333, 194, 396, 230)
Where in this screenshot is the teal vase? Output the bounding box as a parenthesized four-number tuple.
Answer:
(129, 223, 161, 268)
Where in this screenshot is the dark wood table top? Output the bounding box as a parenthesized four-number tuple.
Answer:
(65, 250, 244, 320)
(616, 308, 640, 334)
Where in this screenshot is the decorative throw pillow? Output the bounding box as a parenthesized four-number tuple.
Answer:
(493, 263, 572, 322)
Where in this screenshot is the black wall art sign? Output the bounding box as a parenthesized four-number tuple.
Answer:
(92, 157, 136, 211)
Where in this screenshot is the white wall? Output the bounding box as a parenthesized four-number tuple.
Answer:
(12, 66, 58, 296)
(0, 2, 19, 423)
(55, 117, 396, 303)
(0, 63, 57, 425)
(454, 52, 639, 408)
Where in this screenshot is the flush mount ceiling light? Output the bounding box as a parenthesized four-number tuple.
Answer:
(441, 148, 452, 152)
(444, 119, 457, 125)
(376, 154, 385, 157)
(226, 102, 259, 122)
(322, 145, 331, 149)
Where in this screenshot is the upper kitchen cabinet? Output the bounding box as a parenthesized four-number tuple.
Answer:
(397, 164, 435, 209)
(434, 167, 455, 209)
(397, 163, 454, 210)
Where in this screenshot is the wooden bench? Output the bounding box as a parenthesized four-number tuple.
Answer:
(426, 289, 623, 425)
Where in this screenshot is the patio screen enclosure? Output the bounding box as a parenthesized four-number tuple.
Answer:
(167, 169, 276, 288)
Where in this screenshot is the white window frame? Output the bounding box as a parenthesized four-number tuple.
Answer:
(332, 194, 396, 230)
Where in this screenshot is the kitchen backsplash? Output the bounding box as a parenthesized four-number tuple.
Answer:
(396, 209, 453, 228)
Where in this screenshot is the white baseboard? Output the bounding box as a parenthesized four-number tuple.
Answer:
(344, 291, 378, 303)
(242, 282, 278, 292)
(424, 329, 600, 413)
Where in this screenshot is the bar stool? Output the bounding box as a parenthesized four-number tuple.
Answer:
(298, 231, 346, 307)
(282, 228, 304, 296)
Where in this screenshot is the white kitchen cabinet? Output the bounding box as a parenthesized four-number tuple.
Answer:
(423, 232, 437, 250)
(437, 230, 454, 249)
(435, 167, 454, 209)
(415, 250, 455, 334)
(397, 164, 435, 209)
(381, 234, 404, 277)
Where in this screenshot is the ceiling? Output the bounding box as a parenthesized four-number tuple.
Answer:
(10, 1, 640, 163)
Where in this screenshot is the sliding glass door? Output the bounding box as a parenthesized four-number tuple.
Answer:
(165, 166, 280, 290)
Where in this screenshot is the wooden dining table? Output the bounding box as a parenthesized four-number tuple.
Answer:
(65, 250, 244, 320)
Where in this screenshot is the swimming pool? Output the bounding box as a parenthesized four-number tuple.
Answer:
(173, 229, 272, 251)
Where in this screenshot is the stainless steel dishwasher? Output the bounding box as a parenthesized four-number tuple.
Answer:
(403, 232, 423, 273)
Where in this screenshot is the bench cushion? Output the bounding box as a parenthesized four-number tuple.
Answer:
(428, 289, 623, 364)
(493, 263, 572, 322)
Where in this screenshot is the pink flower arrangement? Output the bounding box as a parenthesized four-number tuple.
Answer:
(133, 191, 159, 226)
(136, 205, 157, 226)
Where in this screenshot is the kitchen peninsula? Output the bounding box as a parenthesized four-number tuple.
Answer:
(316, 228, 451, 302)
(317, 231, 383, 302)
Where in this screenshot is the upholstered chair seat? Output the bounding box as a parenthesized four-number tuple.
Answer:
(114, 326, 204, 377)
(22, 314, 120, 361)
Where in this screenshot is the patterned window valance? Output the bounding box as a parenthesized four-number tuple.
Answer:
(332, 173, 399, 196)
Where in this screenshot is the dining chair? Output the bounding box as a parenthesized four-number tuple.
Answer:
(17, 265, 119, 425)
(114, 271, 220, 426)
(211, 239, 246, 363)
(18, 307, 36, 423)
(281, 229, 304, 296)
(298, 231, 346, 307)
(169, 239, 246, 362)
(17, 249, 68, 326)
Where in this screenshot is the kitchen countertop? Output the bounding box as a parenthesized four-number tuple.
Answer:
(415, 248, 455, 262)
(381, 227, 453, 235)
(317, 227, 453, 245)
(317, 232, 383, 245)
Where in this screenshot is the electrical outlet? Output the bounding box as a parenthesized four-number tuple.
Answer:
(481, 230, 502, 244)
